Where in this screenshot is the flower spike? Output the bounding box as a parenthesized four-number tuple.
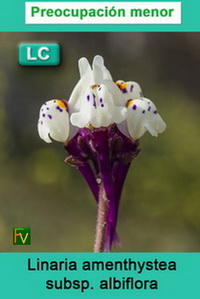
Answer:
(37, 55, 166, 252)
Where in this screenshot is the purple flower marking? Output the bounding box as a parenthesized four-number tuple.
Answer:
(148, 106, 151, 111)
(122, 88, 128, 94)
(87, 95, 90, 101)
(130, 84, 134, 92)
(56, 106, 63, 112)
(48, 114, 52, 119)
(132, 104, 137, 110)
(42, 113, 45, 117)
(93, 98, 97, 108)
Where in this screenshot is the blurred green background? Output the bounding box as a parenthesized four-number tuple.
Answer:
(0, 32, 200, 252)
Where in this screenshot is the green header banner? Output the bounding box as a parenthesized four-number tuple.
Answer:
(0, 0, 200, 31)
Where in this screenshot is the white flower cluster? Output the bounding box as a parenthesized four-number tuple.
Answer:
(38, 55, 166, 143)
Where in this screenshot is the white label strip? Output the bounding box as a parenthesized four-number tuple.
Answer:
(25, 2, 182, 25)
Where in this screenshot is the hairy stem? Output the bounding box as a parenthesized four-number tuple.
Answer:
(94, 182, 109, 252)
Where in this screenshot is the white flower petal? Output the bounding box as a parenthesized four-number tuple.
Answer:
(69, 57, 95, 113)
(92, 55, 104, 83)
(70, 85, 126, 128)
(124, 97, 166, 140)
(145, 113, 167, 137)
(78, 57, 92, 79)
(38, 100, 70, 143)
(68, 79, 85, 113)
(103, 79, 125, 106)
(38, 123, 52, 143)
(92, 55, 113, 82)
(115, 80, 143, 103)
(117, 120, 131, 138)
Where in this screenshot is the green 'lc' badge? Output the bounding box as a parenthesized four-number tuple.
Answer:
(18, 43, 60, 66)
(13, 227, 31, 245)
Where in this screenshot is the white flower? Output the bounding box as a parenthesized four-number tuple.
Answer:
(125, 97, 166, 140)
(68, 55, 120, 111)
(37, 55, 166, 143)
(38, 100, 70, 143)
(69, 55, 127, 128)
